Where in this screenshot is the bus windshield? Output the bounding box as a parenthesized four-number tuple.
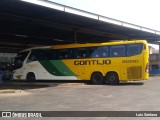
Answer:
(14, 51, 29, 70)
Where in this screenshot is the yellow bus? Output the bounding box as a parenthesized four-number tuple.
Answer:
(13, 40, 149, 84)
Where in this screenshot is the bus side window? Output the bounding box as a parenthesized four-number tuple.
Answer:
(27, 50, 40, 63)
(98, 46, 109, 58)
(110, 45, 126, 57)
(43, 50, 55, 60)
(127, 44, 143, 56)
(57, 49, 69, 59)
(89, 46, 108, 58)
(77, 48, 87, 59)
(90, 47, 98, 58)
(67, 49, 73, 59)
(73, 49, 78, 59)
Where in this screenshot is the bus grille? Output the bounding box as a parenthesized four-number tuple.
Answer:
(127, 66, 142, 79)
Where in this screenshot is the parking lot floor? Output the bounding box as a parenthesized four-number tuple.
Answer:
(0, 76, 160, 120)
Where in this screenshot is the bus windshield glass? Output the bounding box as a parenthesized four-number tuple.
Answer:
(14, 51, 29, 70)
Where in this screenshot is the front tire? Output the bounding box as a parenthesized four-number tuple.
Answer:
(91, 72, 104, 84)
(105, 72, 119, 85)
(26, 73, 36, 82)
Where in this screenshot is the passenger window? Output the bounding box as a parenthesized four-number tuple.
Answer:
(127, 44, 143, 56)
(77, 48, 87, 59)
(27, 50, 43, 63)
(43, 50, 56, 60)
(98, 46, 109, 58)
(56, 49, 74, 59)
(90, 46, 109, 58)
(58, 49, 69, 59)
(67, 49, 73, 59)
(89, 47, 97, 58)
(110, 45, 126, 57)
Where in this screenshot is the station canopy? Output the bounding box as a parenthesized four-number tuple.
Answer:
(0, 0, 160, 53)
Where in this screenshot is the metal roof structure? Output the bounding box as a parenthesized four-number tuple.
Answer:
(0, 0, 160, 53)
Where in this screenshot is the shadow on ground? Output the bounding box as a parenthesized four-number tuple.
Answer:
(85, 81, 144, 86)
(112, 82, 144, 86)
(0, 80, 144, 90)
(0, 80, 66, 90)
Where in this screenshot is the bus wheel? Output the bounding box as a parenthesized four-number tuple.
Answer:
(105, 72, 119, 85)
(91, 72, 104, 84)
(26, 73, 36, 82)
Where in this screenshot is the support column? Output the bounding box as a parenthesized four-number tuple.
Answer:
(159, 43, 160, 73)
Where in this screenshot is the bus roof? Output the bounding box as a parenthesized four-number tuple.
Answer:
(52, 40, 147, 49)
(20, 46, 51, 52)
(19, 40, 147, 52)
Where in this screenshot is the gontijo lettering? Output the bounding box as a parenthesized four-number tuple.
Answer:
(74, 59, 111, 65)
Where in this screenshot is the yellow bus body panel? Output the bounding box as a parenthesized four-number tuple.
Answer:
(60, 40, 149, 81)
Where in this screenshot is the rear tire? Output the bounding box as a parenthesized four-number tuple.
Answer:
(91, 72, 104, 84)
(105, 72, 119, 85)
(26, 73, 36, 82)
